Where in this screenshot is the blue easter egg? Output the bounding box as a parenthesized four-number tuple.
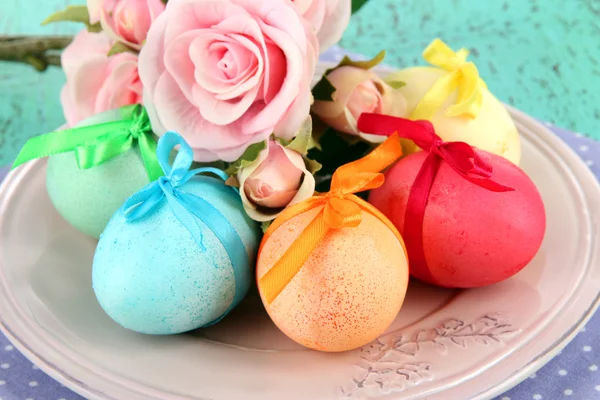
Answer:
(92, 175, 260, 334)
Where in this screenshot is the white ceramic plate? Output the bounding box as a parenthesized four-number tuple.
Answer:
(1, 88, 600, 400)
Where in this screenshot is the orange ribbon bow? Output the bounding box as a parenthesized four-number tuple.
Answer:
(258, 134, 406, 304)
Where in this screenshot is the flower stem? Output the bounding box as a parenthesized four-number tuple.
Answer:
(0, 35, 73, 72)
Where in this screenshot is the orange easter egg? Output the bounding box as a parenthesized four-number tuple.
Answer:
(257, 207, 409, 352)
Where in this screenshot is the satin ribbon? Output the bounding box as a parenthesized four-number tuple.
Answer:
(357, 113, 513, 283)
(258, 134, 406, 304)
(410, 38, 487, 121)
(122, 131, 249, 326)
(12, 104, 163, 181)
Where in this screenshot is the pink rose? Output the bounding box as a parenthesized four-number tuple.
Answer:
(139, 0, 319, 162)
(87, 0, 166, 50)
(292, 0, 351, 51)
(311, 66, 407, 142)
(61, 31, 142, 127)
(238, 140, 315, 221)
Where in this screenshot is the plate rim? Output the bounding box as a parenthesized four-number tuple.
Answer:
(468, 104, 600, 399)
(0, 106, 598, 400)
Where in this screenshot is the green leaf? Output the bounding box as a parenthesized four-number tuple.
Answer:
(304, 157, 322, 175)
(310, 116, 330, 151)
(352, 0, 370, 14)
(88, 22, 102, 32)
(283, 116, 315, 155)
(108, 42, 133, 56)
(224, 165, 236, 176)
(388, 80, 407, 89)
(312, 75, 337, 102)
(337, 50, 386, 71)
(224, 141, 267, 175)
(191, 160, 227, 170)
(42, 5, 93, 27)
(261, 221, 272, 233)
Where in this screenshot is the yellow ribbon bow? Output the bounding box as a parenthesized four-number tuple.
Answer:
(258, 134, 406, 304)
(410, 38, 488, 121)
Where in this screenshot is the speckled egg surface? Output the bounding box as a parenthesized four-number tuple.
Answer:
(385, 66, 522, 165)
(369, 149, 546, 288)
(93, 176, 260, 335)
(257, 207, 409, 352)
(46, 109, 150, 239)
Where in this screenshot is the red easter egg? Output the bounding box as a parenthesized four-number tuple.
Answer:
(369, 150, 546, 288)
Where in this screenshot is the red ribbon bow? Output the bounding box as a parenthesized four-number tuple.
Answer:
(357, 113, 514, 284)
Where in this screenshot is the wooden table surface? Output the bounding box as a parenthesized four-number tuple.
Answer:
(1, 0, 599, 166)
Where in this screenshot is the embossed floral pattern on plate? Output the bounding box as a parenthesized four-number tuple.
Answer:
(341, 314, 519, 399)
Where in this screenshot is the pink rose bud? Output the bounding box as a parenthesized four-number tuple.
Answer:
(244, 143, 303, 209)
(238, 141, 316, 221)
(347, 79, 384, 117)
(87, 0, 166, 50)
(311, 66, 407, 142)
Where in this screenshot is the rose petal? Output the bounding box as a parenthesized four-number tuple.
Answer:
(263, 41, 286, 103)
(152, 73, 270, 160)
(381, 84, 409, 117)
(238, 142, 315, 221)
(316, 0, 350, 50)
(100, 4, 142, 50)
(192, 81, 259, 125)
(294, 0, 326, 32)
(139, 10, 169, 93)
(95, 56, 141, 113)
(234, 0, 308, 54)
(356, 82, 408, 143)
(243, 141, 304, 208)
(215, 37, 261, 99)
(60, 31, 111, 76)
(148, 0, 166, 20)
(130, 0, 155, 45)
(162, 30, 203, 103)
(189, 32, 263, 100)
(166, 31, 263, 104)
(143, 88, 166, 133)
(273, 86, 311, 139)
(312, 67, 376, 119)
(145, 99, 235, 161)
(245, 185, 299, 209)
(61, 84, 81, 127)
(68, 58, 110, 121)
(241, 22, 302, 133)
(113, 1, 139, 44)
(163, 0, 247, 43)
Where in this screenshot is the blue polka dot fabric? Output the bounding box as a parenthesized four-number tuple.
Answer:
(0, 47, 598, 400)
(491, 124, 600, 400)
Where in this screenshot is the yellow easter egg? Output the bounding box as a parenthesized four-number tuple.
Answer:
(257, 207, 409, 352)
(385, 66, 521, 165)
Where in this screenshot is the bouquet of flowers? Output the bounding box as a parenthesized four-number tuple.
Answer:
(9, 0, 546, 353)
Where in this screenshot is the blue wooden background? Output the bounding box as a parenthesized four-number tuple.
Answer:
(1, 0, 599, 166)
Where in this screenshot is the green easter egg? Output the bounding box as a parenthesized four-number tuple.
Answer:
(46, 109, 151, 239)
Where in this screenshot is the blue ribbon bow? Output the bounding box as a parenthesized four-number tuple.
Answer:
(122, 131, 249, 327)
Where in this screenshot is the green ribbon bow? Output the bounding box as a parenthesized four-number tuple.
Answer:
(12, 104, 163, 181)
